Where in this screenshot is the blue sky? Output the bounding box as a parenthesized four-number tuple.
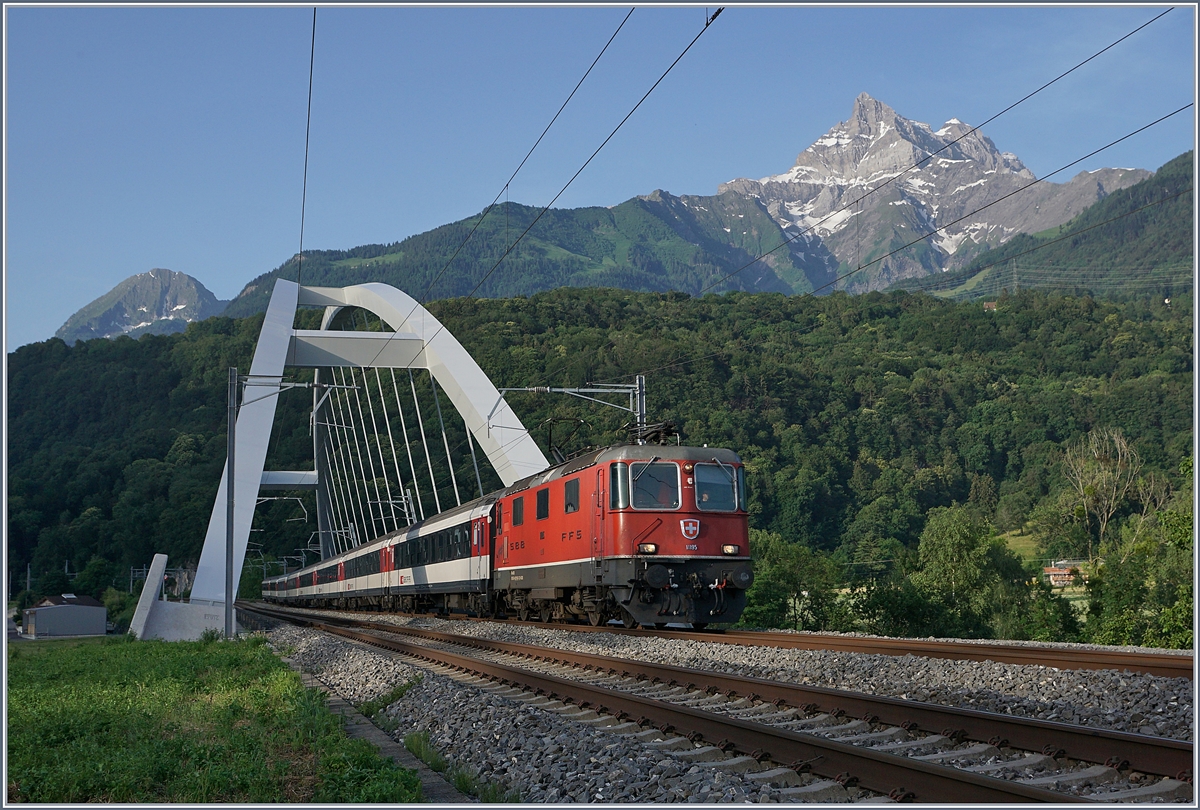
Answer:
(4, 4, 1196, 348)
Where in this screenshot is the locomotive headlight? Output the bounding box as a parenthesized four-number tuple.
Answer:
(638, 543, 658, 555)
(722, 544, 740, 556)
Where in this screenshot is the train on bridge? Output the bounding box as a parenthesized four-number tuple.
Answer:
(262, 442, 754, 628)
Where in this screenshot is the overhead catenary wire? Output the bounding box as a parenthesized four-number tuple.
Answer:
(906, 186, 1194, 296)
(349, 7, 639, 380)
(296, 7, 317, 293)
(696, 6, 1174, 297)
(526, 7, 1178, 390)
(584, 106, 1193, 384)
(368, 8, 727, 375)
(313, 8, 728, 516)
(411, 7, 636, 310)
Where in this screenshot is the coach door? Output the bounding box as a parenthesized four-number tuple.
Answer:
(470, 519, 484, 584)
(591, 468, 606, 570)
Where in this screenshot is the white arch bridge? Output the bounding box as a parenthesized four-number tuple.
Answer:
(132, 279, 550, 640)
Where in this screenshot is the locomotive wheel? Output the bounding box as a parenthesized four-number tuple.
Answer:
(619, 608, 638, 629)
(517, 605, 530, 622)
(586, 609, 604, 626)
(539, 606, 552, 623)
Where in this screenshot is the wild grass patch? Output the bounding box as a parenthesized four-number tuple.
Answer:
(403, 730, 521, 802)
(6, 634, 420, 803)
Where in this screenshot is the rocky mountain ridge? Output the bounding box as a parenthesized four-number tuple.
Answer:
(56, 94, 1161, 334)
(718, 93, 1151, 291)
(55, 269, 228, 345)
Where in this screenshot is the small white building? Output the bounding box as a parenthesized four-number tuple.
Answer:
(22, 594, 107, 638)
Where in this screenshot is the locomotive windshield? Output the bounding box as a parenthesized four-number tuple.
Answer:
(694, 462, 738, 511)
(630, 461, 681, 510)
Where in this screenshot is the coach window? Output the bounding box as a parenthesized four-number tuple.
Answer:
(512, 496, 525, 526)
(610, 463, 630, 509)
(694, 462, 738, 512)
(630, 461, 681, 510)
(564, 478, 580, 514)
(536, 488, 550, 520)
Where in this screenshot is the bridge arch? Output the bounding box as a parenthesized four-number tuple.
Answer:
(188, 279, 548, 604)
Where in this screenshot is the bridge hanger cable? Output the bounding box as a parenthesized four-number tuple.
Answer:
(694, 6, 1174, 296)
(309, 10, 717, 520)
(583, 105, 1193, 384)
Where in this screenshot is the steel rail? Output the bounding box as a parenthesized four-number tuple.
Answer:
(247, 600, 1193, 679)
(246, 605, 1191, 781)
(280, 614, 1094, 803)
(482, 618, 1193, 680)
(690, 630, 1195, 682)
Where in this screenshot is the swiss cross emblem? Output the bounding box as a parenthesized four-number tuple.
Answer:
(681, 519, 700, 540)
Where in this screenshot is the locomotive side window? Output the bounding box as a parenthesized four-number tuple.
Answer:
(536, 488, 550, 520)
(512, 496, 524, 526)
(564, 478, 580, 513)
(630, 462, 681, 510)
(737, 466, 747, 511)
(694, 463, 738, 512)
(610, 463, 630, 509)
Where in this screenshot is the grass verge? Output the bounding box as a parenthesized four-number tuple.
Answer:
(6, 633, 421, 803)
(403, 730, 521, 802)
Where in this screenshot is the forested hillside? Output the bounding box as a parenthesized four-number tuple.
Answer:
(223, 194, 823, 319)
(8, 288, 1192, 644)
(891, 151, 1193, 301)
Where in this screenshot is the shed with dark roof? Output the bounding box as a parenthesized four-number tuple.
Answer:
(22, 594, 107, 638)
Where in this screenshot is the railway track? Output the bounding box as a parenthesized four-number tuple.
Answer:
(253, 601, 1193, 679)
(244, 603, 1194, 803)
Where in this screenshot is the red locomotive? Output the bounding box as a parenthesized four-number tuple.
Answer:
(263, 441, 753, 628)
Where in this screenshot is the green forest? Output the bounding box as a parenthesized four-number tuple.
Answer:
(8, 287, 1193, 646)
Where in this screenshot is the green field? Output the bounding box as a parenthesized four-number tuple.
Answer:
(6, 634, 421, 803)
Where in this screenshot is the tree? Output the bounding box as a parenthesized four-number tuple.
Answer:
(1062, 427, 1142, 562)
(912, 506, 992, 605)
(72, 556, 117, 599)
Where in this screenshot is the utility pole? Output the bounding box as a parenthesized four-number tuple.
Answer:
(226, 367, 237, 639)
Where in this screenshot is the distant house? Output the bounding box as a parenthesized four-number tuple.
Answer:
(983, 302, 997, 312)
(22, 594, 107, 638)
(1042, 563, 1086, 588)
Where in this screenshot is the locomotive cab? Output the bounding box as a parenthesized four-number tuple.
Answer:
(608, 448, 754, 627)
(493, 443, 753, 628)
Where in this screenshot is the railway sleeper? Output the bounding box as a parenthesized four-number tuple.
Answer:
(1018, 763, 1120, 789)
(1100, 777, 1193, 802)
(774, 780, 851, 803)
(745, 767, 806, 788)
(913, 742, 1001, 764)
(964, 752, 1055, 775)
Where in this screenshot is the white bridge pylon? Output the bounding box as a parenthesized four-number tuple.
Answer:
(188, 279, 549, 605)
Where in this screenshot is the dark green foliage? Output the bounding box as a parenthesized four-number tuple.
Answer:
(1084, 456, 1194, 648)
(8, 286, 1191, 646)
(35, 569, 71, 598)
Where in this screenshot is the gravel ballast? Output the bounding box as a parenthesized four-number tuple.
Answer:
(277, 610, 1194, 742)
(267, 623, 780, 803)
